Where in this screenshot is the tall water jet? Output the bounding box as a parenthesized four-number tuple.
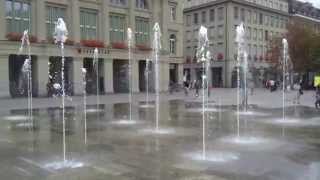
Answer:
(127, 28, 133, 121)
(282, 38, 288, 122)
(82, 68, 87, 144)
(93, 48, 99, 113)
(146, 58, 150, 106)
(235, 23, 246, 137)
(53, 18, 68, 162)
(153, 23, 161, 131)
(19, 30, 32, 129)
(243, 52, 248, 112)
(197, 26, 211, 160)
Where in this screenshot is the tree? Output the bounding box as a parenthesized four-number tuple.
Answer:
(267, 22, 320, 73)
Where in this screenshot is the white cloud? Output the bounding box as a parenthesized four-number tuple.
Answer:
(300, 0, 320, 8)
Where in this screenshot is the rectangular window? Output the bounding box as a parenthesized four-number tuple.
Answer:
(265, 30, 268, 41)
(46, 5, 66, 39)
(110, 0, 127, 6)
(241, 8, 245, 22)
(110, 13, 126, 43)
(234, 25, 238, 37)
(253, 11, 257, 24)
(247, 10, 252, 23)
(218, 7, 224, 21)
(170, 5, 176, 22)
(6, 0, 31, 33)
(209, 9, 215, 22)
(275, 16, 279, 28)
(218, 25, 223, 38)
(234, 7, 239, 19)
(264, 15, 269, 26)
(259, 13, 263, 25)
(247, 27, 251, 39)
(259, 29, 263, 40)
(193, 29, 198, 41)
(135, 17, 149, 45)
(186, 15, 191, 26)
(80, 9, 98, 40)
(186, 31, 191, 41)
(194, 13, 198, 24)
(209, 26, 215, 38)
(202, 11, 206, 23)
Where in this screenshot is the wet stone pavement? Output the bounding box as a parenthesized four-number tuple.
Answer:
(0, 100, 320, 180)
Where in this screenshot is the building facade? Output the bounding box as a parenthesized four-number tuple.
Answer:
(183, 0, 289, 88)
(0, 0, 184, 98)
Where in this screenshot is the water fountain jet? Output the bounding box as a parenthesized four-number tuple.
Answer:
(128, 28, 133, 122)
(19, 30, 33, 130)
(93, 48, 100, 114)
(53, 17, 68, 163)
(81, 68, 87, 144)
(235, 23, 246, 137)
(197, 26, 211, 160)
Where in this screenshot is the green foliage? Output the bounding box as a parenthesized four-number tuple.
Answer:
(268, 21, 320, 73)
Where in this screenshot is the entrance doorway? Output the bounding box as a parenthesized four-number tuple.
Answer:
(48, 57, 73, 96)
(8, 54, 37, 97)
(169, 63, 178, 84)
(211, 67, 222, 87)
(113, 60, 129, 93)
(83, 58, 104, 94)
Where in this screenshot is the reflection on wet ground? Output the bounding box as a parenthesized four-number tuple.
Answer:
(0, 100, 320, 180)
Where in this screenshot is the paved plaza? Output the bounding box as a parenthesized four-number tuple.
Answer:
(0, 88, 319, 180)
(0, 88, 317, 111)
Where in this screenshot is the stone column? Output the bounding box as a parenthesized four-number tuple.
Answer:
(132, 60, 139, 93)
(178, 64, 184, 84)
(104, 59, 113, 93)
(160, 62, 169, 92)
(160, 1, 169, 51)
(36, 0, 46, 41)
(128, 0, 135, 29)
(30, 0, 36, 35)
(36, 56, 49, 96)
(71, 0, 80, 42)
(101, 0, 110, 43)
(73, 58, 83, 95)
(0, 1, 6, 40)
(0, 55, 10, 97)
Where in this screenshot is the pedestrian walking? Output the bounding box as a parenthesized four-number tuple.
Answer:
(295, 80, 303, 104)
(315, 86, 320, 109)
(270, 80, 276, 92)
(183, 74, 189, 96)
(195, 79, 200, 97)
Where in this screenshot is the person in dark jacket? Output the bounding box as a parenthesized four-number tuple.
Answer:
(195, 79, 200, 97)
(296, 79, 303, 104)
(315, 86, 320, 109)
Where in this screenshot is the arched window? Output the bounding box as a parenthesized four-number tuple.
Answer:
(169, 34, 176, 55)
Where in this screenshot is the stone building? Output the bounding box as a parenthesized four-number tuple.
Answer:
(183, 0, 289, 88)
(0, 0, 184, 97)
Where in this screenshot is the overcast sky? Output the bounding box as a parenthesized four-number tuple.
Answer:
(301, 0, 320, 8)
